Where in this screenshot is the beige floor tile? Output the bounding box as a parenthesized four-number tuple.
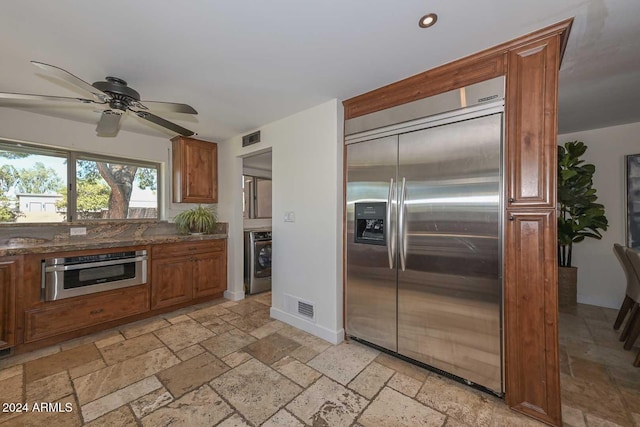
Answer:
(444, 417, 473, 427)
(272, 356, 322, 388)
(206, 322, 236, 335)
(175, 344, 206, 361)
(289, 345, 320, 363)
(141, 385, 233, 427)
(226, 300, 267, 316)
(153, 319, 215, 352)
(308, 341, 379, 385)
(490, 404, 548, 426)
(158, 352, 229, 398)
(217, 413, 252, 426)
(387, 372, 424, 397)
(166, 314, 191, 324)
(0, 345, 61, 370)
(69, 359, 107, 380)
(219, 300, 238, 308)
(26, 370, 73, 402)
(228, 308, 273, 333)
(211, 358, 302, 425)
(0, 371, 24, 408)
(250, 319, 287, 339)
(249, 292, 272, 306)
(0, 364, 22, 382)
(243, 332, 301, 365)
(287, 375, 368, 426)
(280, 325, 332, 353)
(73, 347, 179, 405)
(358, 386, 446, 427)
(59, 329, 122, 352)
(221, 312, 242, 322)
(561, 373, 631, 425)
(121, 317, 171, 339)
(584, 413, 628, 426)
(348, 361, 394, 399)
(94, 333, 125, 349)
(416, 375, 495, 427)
(569, 355, 612, 385)
(563, 404, 587, 427)
(188, 304, 232, 323)
(374, 352, 431, 382)
(262, 409, 305, 427)
(84, 405, 137, 427)
(99, 333, 164, 365)
(129, 387, 174, 419)
(222, 350, 253, 368)
(80, 376, 162, 422)
(24, 343, 101, 383)
(201, 328, 257, 358)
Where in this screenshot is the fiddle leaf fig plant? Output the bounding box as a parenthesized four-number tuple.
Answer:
(557, 141, 608, 267)
(173, 205, 217, 235)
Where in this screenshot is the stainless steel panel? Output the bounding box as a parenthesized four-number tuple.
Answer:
(345, 77, 504, 136)
(346, 135, 398, 351)
(397, 113, 503, 392)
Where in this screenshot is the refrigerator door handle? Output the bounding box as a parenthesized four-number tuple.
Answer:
(386, 178, 394, 269)
(399, 177, 407, 271)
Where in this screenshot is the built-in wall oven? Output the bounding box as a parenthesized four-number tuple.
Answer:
(43, 250, 148, 301)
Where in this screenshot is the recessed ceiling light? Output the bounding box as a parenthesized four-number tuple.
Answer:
(418, 13, 438, 28)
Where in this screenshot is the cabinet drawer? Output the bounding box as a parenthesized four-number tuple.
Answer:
(152, 239, 225, 258)
(24, 285, 149, 343)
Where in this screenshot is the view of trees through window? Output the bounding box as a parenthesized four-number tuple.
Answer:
(0, 143, 159, 222)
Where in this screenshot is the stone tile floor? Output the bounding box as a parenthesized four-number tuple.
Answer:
(0, 293, 638, 426)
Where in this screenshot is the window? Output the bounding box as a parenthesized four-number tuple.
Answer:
(0, 141, 160, 223)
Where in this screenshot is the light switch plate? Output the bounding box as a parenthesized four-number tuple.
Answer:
(70, 227, 87, 236)
(284, 211, 295, 222)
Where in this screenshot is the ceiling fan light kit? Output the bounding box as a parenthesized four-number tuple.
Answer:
(0, 61, 198, 138)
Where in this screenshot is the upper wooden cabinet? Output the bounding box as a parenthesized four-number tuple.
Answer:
(505, 36, 560, 208)
(172, 136, 218, 203)
(0, 257, 20, 349)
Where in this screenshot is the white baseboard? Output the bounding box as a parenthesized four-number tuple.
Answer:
(270, 306, 344, 345)
(224, 289, 245, 301)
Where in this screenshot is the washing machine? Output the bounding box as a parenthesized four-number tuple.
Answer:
(244, 230, 272, 294)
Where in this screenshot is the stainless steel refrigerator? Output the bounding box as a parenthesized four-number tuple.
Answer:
(345, 78, 504, 394)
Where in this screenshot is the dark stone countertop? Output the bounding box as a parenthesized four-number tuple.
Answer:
(0, 233, 227, 257)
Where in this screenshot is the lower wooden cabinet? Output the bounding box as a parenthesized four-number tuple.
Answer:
(151, 240, 226, 309)
(0, 257, 20, 349)
(24, 285, 149, 343)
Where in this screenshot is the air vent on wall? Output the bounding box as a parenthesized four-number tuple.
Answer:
(284, 293, 316, 322)
(242, 131, 261, 147)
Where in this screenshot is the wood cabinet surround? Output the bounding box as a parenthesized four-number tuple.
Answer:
(0, 257, 20, 349)
(343, 18, 572, 427)
(172, 136, 218, 203)
(9, 238, 226, 354)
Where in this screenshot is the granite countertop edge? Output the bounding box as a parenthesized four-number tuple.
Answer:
(0, 233, 228, 257)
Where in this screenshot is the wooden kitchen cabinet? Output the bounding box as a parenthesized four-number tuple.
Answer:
(151, 239, 226, 309)
(172, 136, 218, 203)
(0, 257, 20, 349)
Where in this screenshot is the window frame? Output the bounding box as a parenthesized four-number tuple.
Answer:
(0, 140, 162, 223)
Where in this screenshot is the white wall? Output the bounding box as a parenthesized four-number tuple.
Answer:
(0, 108, 210, 219)
(559, 121, 640, 308)
(218, 99, 344, 343)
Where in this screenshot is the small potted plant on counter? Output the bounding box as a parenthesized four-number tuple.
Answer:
(173, 205, 217, 235)
(557, 140, 608, 307)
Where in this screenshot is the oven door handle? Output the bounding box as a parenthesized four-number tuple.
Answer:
(44, 256, 147, 272)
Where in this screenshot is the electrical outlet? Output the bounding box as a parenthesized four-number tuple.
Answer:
(70, 227, 87, 236)
(284, 211, 296, 222)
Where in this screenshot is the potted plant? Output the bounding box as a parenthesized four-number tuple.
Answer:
(557, 140, 608, 306)
(173, 205, 217, 235)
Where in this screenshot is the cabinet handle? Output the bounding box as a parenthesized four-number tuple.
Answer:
(90, 308, 104, 315)
(508, 197, 515, 203)
(508, 215, 515, 221)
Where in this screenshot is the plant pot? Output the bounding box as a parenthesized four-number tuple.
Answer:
(558, 266, 577, 307)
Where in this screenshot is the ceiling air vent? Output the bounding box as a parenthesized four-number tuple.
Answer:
(242, 131, 261, 147)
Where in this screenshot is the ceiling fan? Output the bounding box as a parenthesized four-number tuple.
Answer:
(0, 61, 198, 137)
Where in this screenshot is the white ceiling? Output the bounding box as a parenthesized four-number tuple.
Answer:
(0, 0, 638, 141)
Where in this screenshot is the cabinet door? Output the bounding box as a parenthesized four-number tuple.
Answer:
(0, 258, 18, 349)
(504, 211, 560, 424)
(172, 137, 218, 203)
(151, 256, 194, 309)
(505, 36, 560, 208)
(193, 251, 226, 298)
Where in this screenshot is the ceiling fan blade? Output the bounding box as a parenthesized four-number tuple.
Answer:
(0, 91, 99, 104)
(31, 61, 111, 103)
(96, 110, 123, 137)
(132, 100, 198, 115)
(133, 110, 195, 136)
